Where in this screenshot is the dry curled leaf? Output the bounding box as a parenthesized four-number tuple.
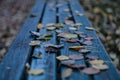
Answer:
(69, 46, 85, 51)
(82, 68, 100, 75)
(62, 68, 72, 78)
(92, 64, 109, 70)
(56, 55, 69, 61)
(37, 24, 43, 29)
(69, 54, 84, 60)
(28, 69, 44, 75)
(29, 41, 40, 46)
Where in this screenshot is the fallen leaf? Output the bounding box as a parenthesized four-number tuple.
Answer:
(82, 41, 92, 46)
(58, 32, 78, 39)
(56, 55, 69, 61)
(37, 24, 43, 29)
(55, 23, 65, 28)
(47, 27, 56, 31)
(85, 37, 93, 41)
(66, 39, 79, 43)
(44, 34, 53, 37)
(86, 55, 99, 60)
(77, 13, 84, 16)
(79, 49, 91, 54)
(46, 23, 55, 27)
(29, 41, 40, 46)
(29, 31, 41, 37)
(69, 27, 77, 30)
(85, 27, 95, 31)
(62, 68, 72, 78)
(28, 69, 44, 75)
(82, 68, 100, 75)
(45, 44, 64, 49)
(68, 64, 85, 69)
(37, 37, 51, 41)
(65, 20, 74, 25)
(64, 9, 70, 12)
(90, 60, 104, 65)
(32, 53, 42, 59)
(69, 46, 85, 51)
(92, 64, 109, 70)
(61, 60, 75, 65)
(69, 54, 84, 60)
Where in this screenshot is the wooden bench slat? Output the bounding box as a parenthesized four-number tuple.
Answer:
(28, 0, 57, 80)
(69, 0, 120, 80)
(58, 0, 90, 80)
(0, 0, 46, 80)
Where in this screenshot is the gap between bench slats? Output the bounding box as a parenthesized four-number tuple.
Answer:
(58, 0, 90, 80)
(28, 0, 57, 80)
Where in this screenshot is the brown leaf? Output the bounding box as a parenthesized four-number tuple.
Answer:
(66, 39, 79, 43)
(69, 54, 84, 60)
(68, 64, 85, 69)
(82, 68, 100, 75)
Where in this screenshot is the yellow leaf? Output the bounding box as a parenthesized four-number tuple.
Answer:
(28, 69, 44, 75)
(56, 55, 69, 61)
(62, 68, 72, 78)
(69, 46, 85, 51)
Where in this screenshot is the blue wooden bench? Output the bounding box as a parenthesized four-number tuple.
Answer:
(0, 0, 120, 80)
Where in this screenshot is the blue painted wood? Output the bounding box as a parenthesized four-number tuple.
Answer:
(27, 0, 57, 80)
(0, 0, 46, 80)
(69, 0, 120, 80)
(58, 0, 90, 80)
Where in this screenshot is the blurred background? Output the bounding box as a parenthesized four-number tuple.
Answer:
(0, 0, 120, 71)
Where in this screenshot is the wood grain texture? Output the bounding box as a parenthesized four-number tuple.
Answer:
(0, 0, 45, 80)
(69, 0, 120, 80)
(58, 0, 90, 80)
(28, 0, 57, 80)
